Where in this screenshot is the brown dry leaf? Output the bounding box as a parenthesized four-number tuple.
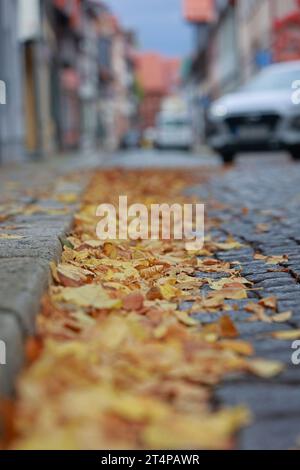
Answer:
(219, 315, 239, 338)
(56, 264, 94, 287)
(259, 297, 277, 310)
(255, 223, 270, 233)
(103, 242, 118, 259)
(197, 258, 232, 273)
(25, 337, 43, 364)
(123, 292, 144, 311)
(204, 286, 247, 309)
(254, 253, 288, 265)
(245, 302, 272, 323)
(146, 286, 163, 301)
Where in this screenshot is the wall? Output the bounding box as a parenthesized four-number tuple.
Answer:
(237, 0, 272, 82)
(0, 0, 25, 163)
(237, 0, 298, 83)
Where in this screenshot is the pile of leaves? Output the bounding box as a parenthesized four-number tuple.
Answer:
(5, 169, 285, 450)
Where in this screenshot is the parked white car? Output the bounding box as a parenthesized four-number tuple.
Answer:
(155, 112, 194, 151)
(207, 61, 300, 163)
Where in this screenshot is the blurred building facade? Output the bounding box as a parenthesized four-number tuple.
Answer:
(185, 0, 300, 99)
(136, 53, 181, 129)
(0, 0, 138, 164)
(0, 0, 25, 164)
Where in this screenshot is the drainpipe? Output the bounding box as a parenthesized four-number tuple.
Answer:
(32, 0, 44, 159)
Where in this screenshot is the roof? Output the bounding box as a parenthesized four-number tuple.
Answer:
(136, 53, 181, 94)
(183, 0, 215, 23)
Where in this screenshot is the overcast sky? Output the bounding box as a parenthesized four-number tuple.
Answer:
(105, 0, 193, 57)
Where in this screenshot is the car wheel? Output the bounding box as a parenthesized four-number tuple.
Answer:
(220, 152, 235, 164)
(289, 146, 300, 161)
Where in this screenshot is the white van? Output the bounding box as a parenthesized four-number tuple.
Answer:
(155, 112, 194, 151)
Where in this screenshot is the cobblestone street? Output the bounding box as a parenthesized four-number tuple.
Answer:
(1, 150, 300, 449)
(109, 150, 300, 449)
(2, 0, 300, 456)
(190, 152, 300, 450)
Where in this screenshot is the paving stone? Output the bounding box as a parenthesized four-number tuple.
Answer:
(251, 339, 293, 363)
(278, 300, 300, 311)
(0, 237, 64, 261)
(247, 272, 291, 283)
(276, 365, 300, 384)
(216, 382, 300, 418)
(257, 279, 296, 289)
(0, 258, 50, 334)
(237, 321, 294, 339)
(241, 263, 269, 276)
(238, 415, 300, 450)
(193, 310, 252, 324)
(272, 292, 300, 301)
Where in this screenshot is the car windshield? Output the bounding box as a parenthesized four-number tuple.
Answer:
(242, 68, 300, 92)
(158, 117, 190, 127)
(162, 121, 189, 127)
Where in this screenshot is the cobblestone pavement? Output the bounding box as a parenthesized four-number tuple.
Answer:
(189, 153, 300, 450)
(1, 149, 300, 448)
(109, 150, 300, 450)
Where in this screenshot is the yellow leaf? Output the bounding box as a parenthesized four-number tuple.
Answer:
(175, 311, 199, 326)
(57, 284, 122, 310)
(272, 311, 292, 323)
(55, 192, 79, 204)
(266, 255, 288, 265)
(256, 223, 269, 233)
(143, 407, 251, 450)
(248, 359, 284, 378)
(220, 340, 254, 356)
(271, 330, 300, 340)
(214, 240, 243, 251)
(159, 282, 179, 301)
(0, 233, 24, 240)
(222, 287, 248, 300)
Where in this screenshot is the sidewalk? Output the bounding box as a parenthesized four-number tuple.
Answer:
(0, 152, 103, 396)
